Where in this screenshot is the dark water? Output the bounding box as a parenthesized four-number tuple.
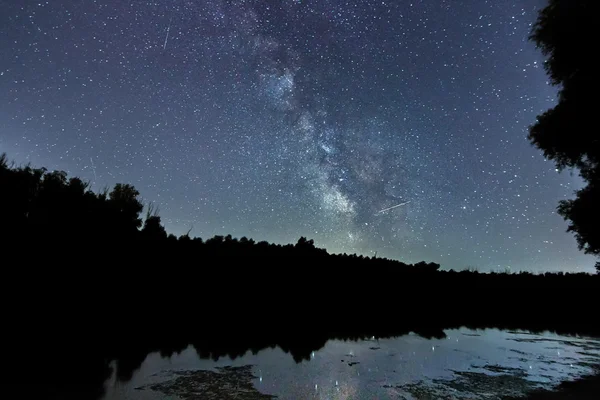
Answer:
(102, 328, 600, 399)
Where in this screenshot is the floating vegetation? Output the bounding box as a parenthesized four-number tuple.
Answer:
(480, 364, 525, 375)
(509, 349, 529, 356)
(389, 365, 547, 400)
(136, 365, 276, 400)
(507, 337, 600, 352)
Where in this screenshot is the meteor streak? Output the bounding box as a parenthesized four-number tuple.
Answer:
(90, 157, 97, 183)
(377, 201, 410, 214)
(163, 18, 172, 50)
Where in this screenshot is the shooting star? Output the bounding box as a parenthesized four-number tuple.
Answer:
(376, 201, 410, 214)
(163, 17, 172, 50)
(90, 157, 98, 183)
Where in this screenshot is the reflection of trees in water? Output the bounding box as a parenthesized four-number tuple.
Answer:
(1, 153, 598, 399)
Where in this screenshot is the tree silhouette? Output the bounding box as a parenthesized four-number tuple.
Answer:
(414, 261, 441, 273)
(0, 153, 154, 244)
(108, 183, 144, 238)
(596, 262, 600, 275)
(141, 203, 167, 241)
(529, 0, 599, 256)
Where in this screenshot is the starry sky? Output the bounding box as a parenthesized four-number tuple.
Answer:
(0, 0, 595, 272)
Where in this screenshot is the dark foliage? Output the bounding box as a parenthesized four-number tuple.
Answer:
(0, 153, 144, 243)
(1, 154, 598, 399)
(529, 0, 600, 255)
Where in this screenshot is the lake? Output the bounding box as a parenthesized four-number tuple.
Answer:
(101, 328, 600, 399)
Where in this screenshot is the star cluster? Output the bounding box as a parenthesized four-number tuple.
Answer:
(0, 0, 594, 271)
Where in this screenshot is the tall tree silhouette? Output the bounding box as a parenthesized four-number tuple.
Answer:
(108, 183, 144, 238)
(529, 0, 599, 256)
(141, 203, 167, 241)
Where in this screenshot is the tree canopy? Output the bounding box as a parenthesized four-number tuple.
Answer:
(0, 153, 144, 243)
(529, 0, 599, 256)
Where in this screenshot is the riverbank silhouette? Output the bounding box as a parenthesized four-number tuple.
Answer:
(2, 153, 598, 398)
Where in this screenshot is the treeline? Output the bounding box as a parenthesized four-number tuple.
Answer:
(1, 152, 596, 274)
(2, 152, 598, 334)
(0, 152, 440, 270)
(2, 153, 599, 399)
(1, 152, 154, 243)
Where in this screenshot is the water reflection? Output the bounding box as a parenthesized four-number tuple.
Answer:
(101, 328, 600, 399)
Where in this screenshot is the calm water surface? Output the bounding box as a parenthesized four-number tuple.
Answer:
(102, 328, 600, 399)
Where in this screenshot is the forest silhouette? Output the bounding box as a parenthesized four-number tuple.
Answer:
(2, 152, 598, 400)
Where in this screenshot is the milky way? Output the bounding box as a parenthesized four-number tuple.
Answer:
(0, 0, 595, 272)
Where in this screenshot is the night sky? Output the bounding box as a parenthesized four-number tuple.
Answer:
(0, 0, 594, 272)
